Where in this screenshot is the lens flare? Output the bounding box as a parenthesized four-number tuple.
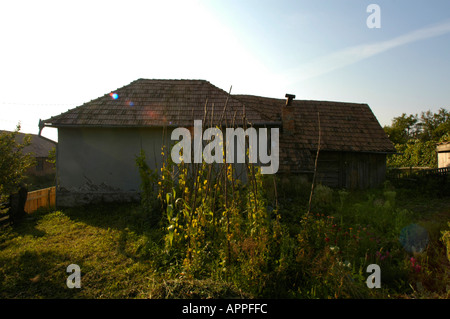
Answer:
(399, 224, 429, 253)
(110, 92, 119, 100)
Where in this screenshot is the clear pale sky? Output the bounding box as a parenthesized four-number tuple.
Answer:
(1, 0, 449, 142)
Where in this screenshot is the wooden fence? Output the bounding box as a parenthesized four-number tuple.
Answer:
(24, 186, 56, 214)
(421, 167, 450, 177)
(1, 186, 56, 226)
(386, 167, 449, 195)
(387, 167, 450, 180)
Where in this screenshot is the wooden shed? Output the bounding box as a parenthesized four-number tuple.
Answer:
(235, 95, 396, 189)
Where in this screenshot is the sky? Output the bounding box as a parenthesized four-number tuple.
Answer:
(1, 0, 449, 142)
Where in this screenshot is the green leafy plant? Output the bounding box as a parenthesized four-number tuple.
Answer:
(135, 149, 159, 221)
(0, 124, 36, 204)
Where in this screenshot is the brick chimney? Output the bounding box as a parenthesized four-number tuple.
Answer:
(282, 94, 296, 135)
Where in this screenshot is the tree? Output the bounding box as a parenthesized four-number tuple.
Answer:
(383, 113, 418, 145)
(384, 108, 450, 168)
(0, 124, 36, 204)
(418, 108, 450, 142)
(387, 139, 437, 168)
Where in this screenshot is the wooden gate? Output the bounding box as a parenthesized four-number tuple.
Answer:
(24, 186, 56, 213)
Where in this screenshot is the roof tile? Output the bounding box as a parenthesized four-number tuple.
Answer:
(43, 79, 395, 173)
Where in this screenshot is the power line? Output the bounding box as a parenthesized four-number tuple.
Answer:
(0, 102, 78, 106)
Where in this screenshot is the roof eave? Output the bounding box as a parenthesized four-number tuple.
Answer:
(41, 121, 281, 129)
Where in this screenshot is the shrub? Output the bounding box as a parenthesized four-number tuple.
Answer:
(310, 184, 334, 213)
(442, 222, 450, 263)
(135, 149, 160, 222)
(0, 125, 36, 203)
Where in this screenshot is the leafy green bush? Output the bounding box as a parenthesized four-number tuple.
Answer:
(384, 108, 450, 168)
(388, 140, 437, 168)
(0, 125, 36, 203)
(311, 184, 334, 213)
(135, 149, 160, 223)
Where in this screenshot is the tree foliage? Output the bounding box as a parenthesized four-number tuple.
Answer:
(0, 124, 36, 202)
(384, 108, 450, 168)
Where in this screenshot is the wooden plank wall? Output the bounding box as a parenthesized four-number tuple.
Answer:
(24, 186, 56, 213)
(316, 152, 387, 189)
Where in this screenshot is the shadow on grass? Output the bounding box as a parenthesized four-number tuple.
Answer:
(0, 250, 84, 299)
(60, 202, 163, 236)
(58, 202, 166, 264)
(10, 215, 46, 239)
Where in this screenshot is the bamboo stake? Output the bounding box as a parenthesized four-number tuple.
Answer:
(308, 111, 321, 214)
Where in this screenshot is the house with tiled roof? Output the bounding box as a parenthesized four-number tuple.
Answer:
(40, 78, 396, 207)
(1, 130, 56, 177)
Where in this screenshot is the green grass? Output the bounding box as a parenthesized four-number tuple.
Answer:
(0, 204, 245, 299)
(0, 186, 449, 299)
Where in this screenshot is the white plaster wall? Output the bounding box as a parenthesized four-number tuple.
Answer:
(56, 127, 169, 205)
(438, 152, 450, 168)
(55, 126, 263, 206)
